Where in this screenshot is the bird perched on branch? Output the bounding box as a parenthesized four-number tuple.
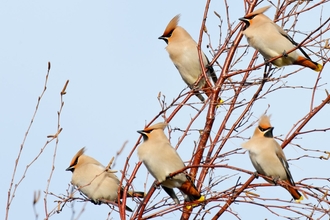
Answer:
(159, 14, 218, 102)
(242, 115, 303, 201)
(137, 122, 204, 206)
(66, 148, 144, 211)
(239, 5, 322, 72)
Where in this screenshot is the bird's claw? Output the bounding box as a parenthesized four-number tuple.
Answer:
(272, 177, 279, 185)
(282, 50, 288, 58)
(253, 172, 259, 178)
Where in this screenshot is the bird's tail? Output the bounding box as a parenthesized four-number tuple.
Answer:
(202, 83, 223, 106)
(194, 91, 205, 102)
(178, 176, 203, 202)
(162, 186, 180, 204)
(126, 190, 145, 198)
(179, 178, 205, 209)
(294, 56, 323, 72)
(202, 84, 213, 100)
(117, 190, 144, 211)
(99, 199, 133, 212)
(282, 180, 303, 202)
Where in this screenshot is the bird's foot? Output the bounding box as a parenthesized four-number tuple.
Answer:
(152, 182, 161, 189)
(282, 50, 288, 58)
(272, 176, 280, 185)
(91, 199, 102, 205)
(253, 172, 259, 179)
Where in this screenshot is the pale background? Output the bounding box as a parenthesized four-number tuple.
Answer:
(1, 0, 329, 219)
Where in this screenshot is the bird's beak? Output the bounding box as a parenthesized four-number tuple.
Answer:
(239, 17, 249, 30)
(65, 166, 73, 172)
(158, 36, 168, 44)
(137, 130, 148, 141)
(239, 17, 247, 22)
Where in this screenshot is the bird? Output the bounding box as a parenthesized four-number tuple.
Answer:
(137, 122, 204, 206)
(66, 147, 144, 211)
(239, 5, 322, 72)
(158, 14, 218, 102)
(242, 115, 303, 201)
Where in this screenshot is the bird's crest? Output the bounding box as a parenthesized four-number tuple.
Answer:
(69, 147, 85, 168)
(161, 14, 180, 37)
(244, 5, 271, 18)
(143, 122, 167, 132)
(258, 114, 272, 129)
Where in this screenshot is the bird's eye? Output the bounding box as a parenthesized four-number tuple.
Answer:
(245, 15, 257, 20)
(258, 126, 268, 132)
(143, 129, 153, 134)
(165, 30, 174, 38)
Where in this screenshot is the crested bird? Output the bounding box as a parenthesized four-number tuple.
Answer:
(242, 115, 303, 201)
(137, 122, 204, 206)
(66, 148, 144, 211)
(239, 5, 322, 72)
(159, 14, 218, 102)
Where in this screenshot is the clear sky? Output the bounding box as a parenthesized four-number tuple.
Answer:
(1, 1, 329, 219)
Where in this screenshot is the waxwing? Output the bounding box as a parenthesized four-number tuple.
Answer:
(242, 115, 303, 201)
(240, 6, 322, 71)
(159, 15, 218, 102)
(137, 122, 204, 205)
(66, 148, 144, 211)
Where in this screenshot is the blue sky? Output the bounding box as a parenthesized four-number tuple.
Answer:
(1, 1, 329, 219)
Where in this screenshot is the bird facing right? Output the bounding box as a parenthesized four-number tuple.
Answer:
(239, 5, 322, 72)
(158, 14, 218, 102)
(242, 115, 303, 201)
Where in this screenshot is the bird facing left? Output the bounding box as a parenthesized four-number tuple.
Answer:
(242, 115, 303, 202)
(158, 14, 218, 102)
(66, 147, 144, 211)
(239, 5, 322, 72)
(137, 122, 204, 207)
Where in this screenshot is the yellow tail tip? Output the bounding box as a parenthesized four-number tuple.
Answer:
(185, 195, 205, 209)
(314, 63, 323, 72)
(295, 195, 304, 203)
(216, 98, 224, 108)
(198, 195, 205, 202)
